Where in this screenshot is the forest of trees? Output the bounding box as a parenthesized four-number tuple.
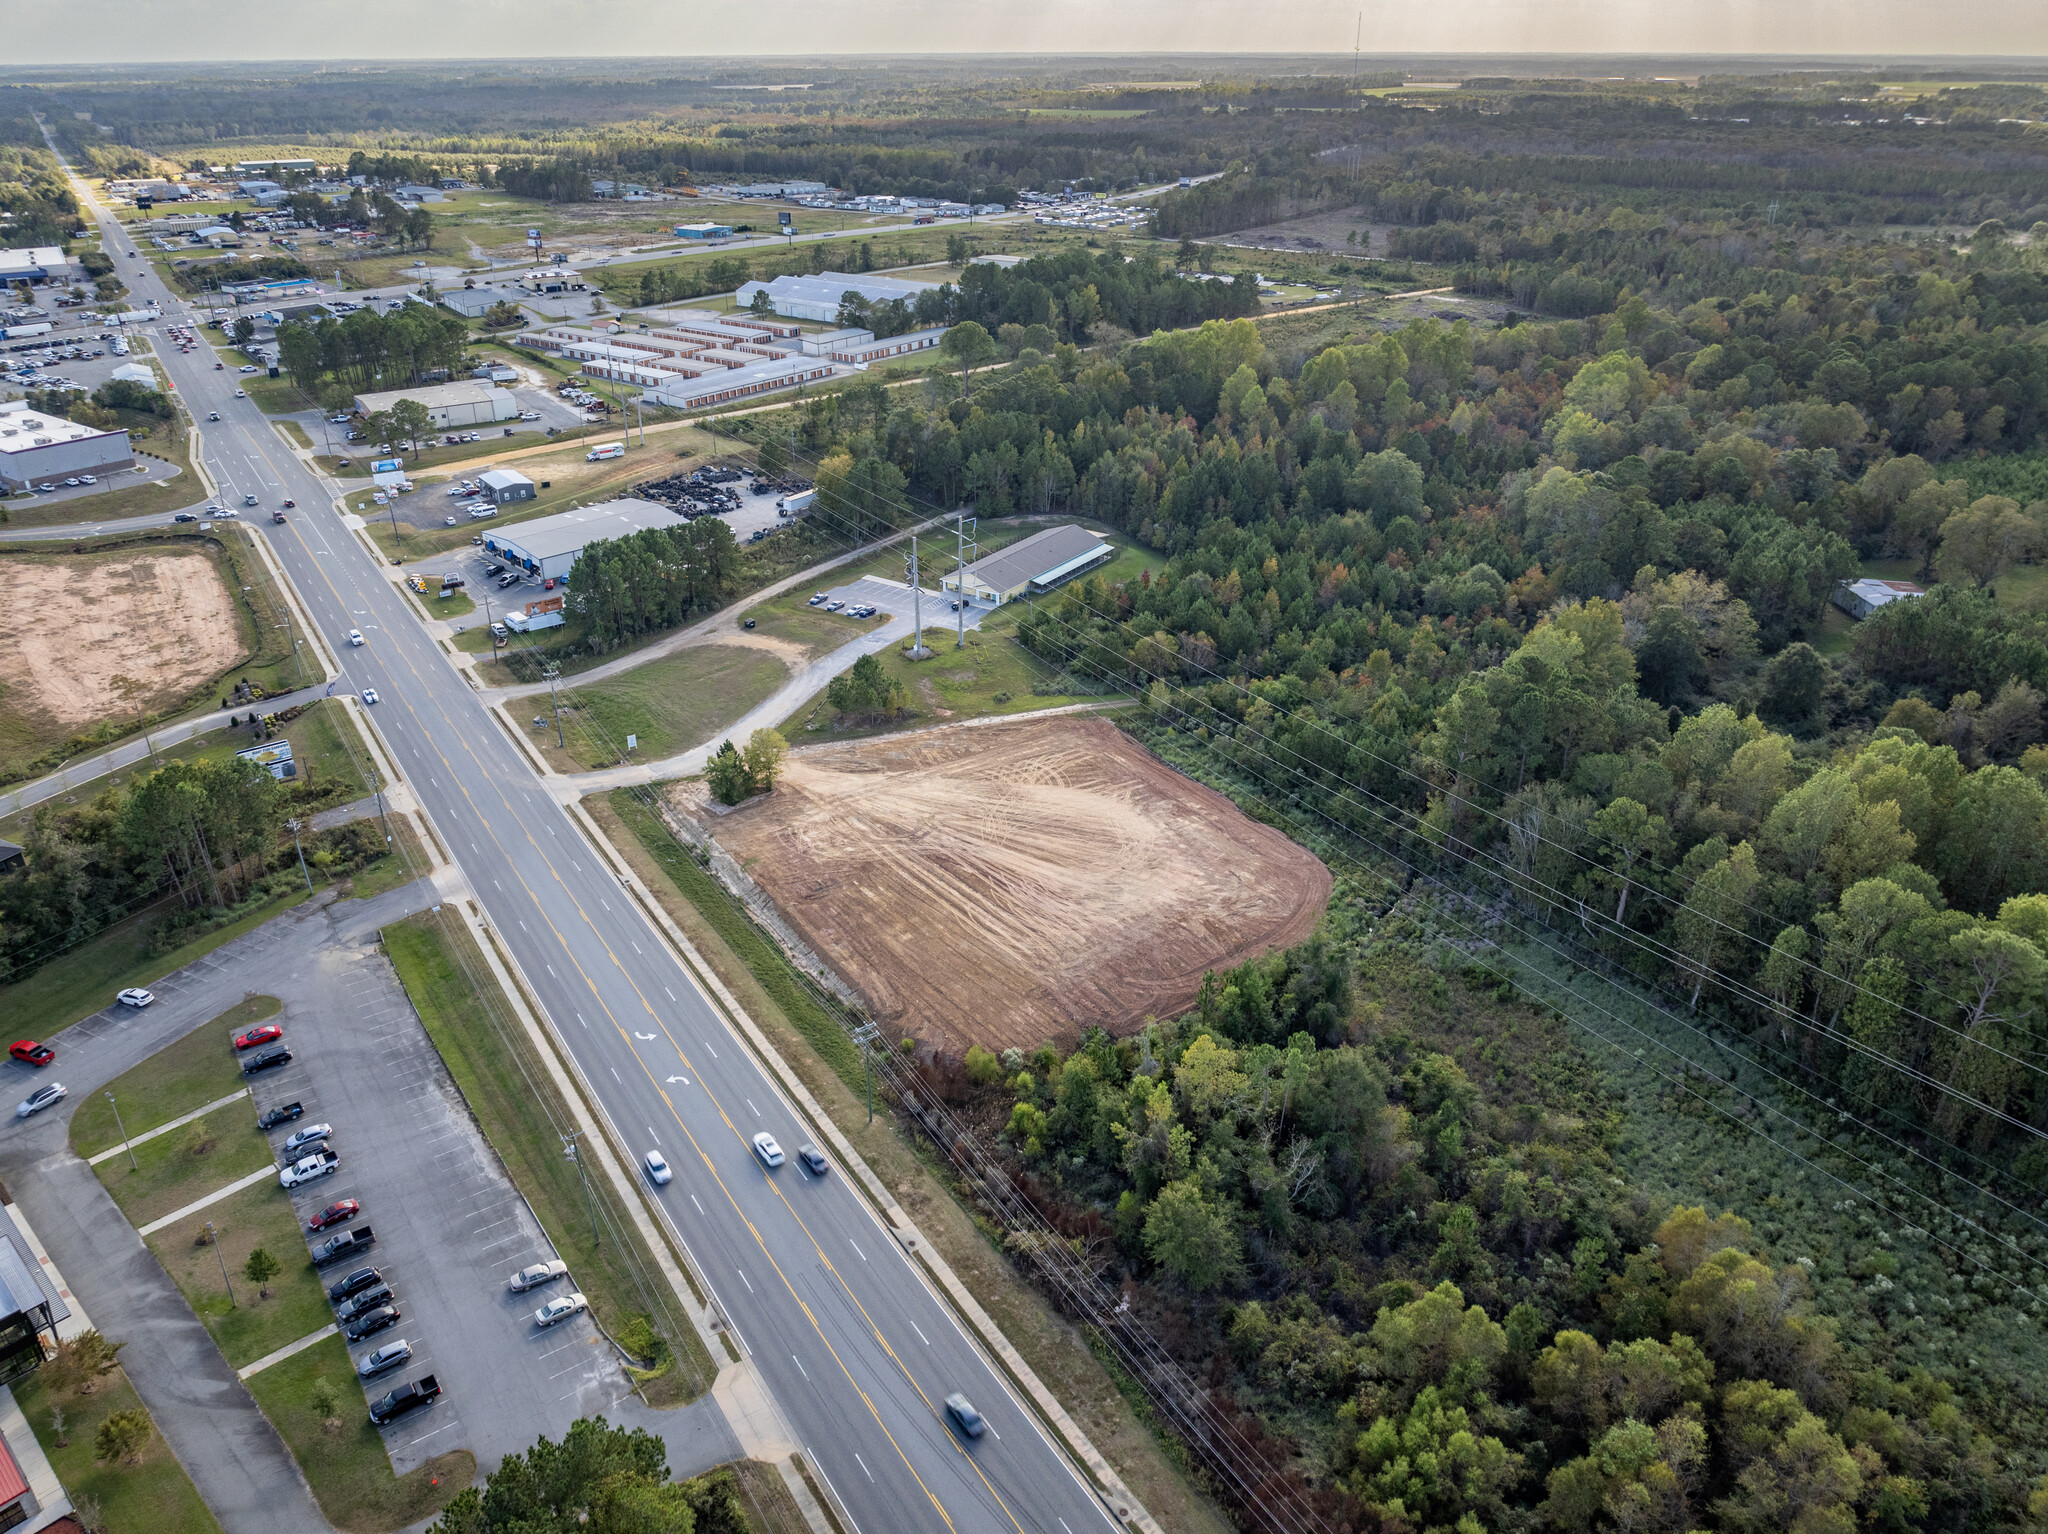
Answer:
(274, 304, 471, 398)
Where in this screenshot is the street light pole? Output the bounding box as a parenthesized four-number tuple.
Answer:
(207, 1221, 236, 1307)
(106, 1091, 136, 1171)
(286, 817, 312, 892)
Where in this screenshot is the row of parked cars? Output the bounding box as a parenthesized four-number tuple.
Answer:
(807, 593, 880, 619)
(246, 1027, 441, 1428)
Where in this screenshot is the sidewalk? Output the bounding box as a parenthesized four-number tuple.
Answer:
(0, 681, 336, 818)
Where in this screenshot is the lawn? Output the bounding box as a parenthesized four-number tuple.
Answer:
(91, 1094, 276, 1229)
(14, 1366, 221, 1534)
(242, 1334, 472, 1534)
(0, 888, 311, 1044)
(381, 912, 715, 1406)
(778, 627, 1119, 743)
(739, 600, 862, 661)
(347, 817, 428, 902)
(544, 643, 790, 771)
(147, 1178, 334, 1370)
(69, 995, 278, 1158)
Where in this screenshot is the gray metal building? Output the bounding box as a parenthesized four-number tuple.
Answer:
(482, 497, 676, 583)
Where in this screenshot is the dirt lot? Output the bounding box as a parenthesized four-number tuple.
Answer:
(704, 715, 1331, 1054)
(1213, 206, 1396, 256)
(0, 547, 242, 730)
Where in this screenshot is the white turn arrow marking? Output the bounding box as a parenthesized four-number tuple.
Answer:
(634, 1031, 657, 1040)
(666, 1076, 691, 1085)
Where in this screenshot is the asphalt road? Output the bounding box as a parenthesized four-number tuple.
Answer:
(62, 155, 1120, 1534)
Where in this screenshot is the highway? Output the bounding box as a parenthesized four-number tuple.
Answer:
(57, 151, 1120, 1534)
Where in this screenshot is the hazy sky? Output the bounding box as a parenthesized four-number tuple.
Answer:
(15, 0, 2048, 65)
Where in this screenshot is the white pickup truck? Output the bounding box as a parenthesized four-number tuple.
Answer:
(280, 1149, 340, 1189)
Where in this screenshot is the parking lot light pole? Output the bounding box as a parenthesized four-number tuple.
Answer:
(106, 1091, 136, 1171)
(286, 817, 312, 892)
(207, 1221, 236, 1307)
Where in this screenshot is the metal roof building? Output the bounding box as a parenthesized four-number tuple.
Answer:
(734, 271, 941, 323)
(1833, 577, 1927, 620)
(939, 523, 1114, 606)
(352, 380, 517, 429)
(481, 497, 678, 583)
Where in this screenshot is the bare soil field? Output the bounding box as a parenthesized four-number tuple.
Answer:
(707, 715, 1331, 1055)
(0, 546, 242, 732)
(1213, 206, 1395, 255)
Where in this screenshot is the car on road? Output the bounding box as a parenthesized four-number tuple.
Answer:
(9, 1041, 54, 1068)
(307, 1199, 360, 1232)
(643, 1150, 672, 1185)
(214, 361, 223, 369)
(360, 688, 379, 706)
(173, 512, 198, 522)
(239, 364, 259, 374)
(256, 1101, 303, 1131)
(336, 1284, 394, 1323)
(534, 1292, 589, 1329)
(281, 498, 295, 509)
(15, 1084, 66, 1119)
(281, 1123, 331, 1155)
(344, 1305, 401, 1343)
(233, 388, 246, 398)
(347, 629, 364, 646)
(117, 988, 155, 1008)
(508, 1259, 569, 1292)
(945, 1392, 985, 1438)
(233, 1022, 283, 1051)
(519, 411, 541, 421)
(327, 1265, 383, 1303)
(357, 1339, 412, 1378)
(280, 1148, 338, 1188)
(243, 1045, 292, 1075)
(469, 507, 496, 519)
(751, 1132, 785, 1169)
(797, 1144, 829, 1176)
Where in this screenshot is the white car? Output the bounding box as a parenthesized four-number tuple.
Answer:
(281, 1124, 332, 1155)
(533, 1292, 589, 1329)
(357, 1339, 412, 1378)
(233, 388, 246, 398)
(519, 411, 541, 421)
(752, 1132, 785, 1169)
(117, 988, 155, 1008)
(15, 1084, 66, 1119)
(508, 1259, 570, 1293)
(239, 364, 259, 374)
(279, 1151, 339, 1189)
(643, 1150, 672, 1185)
(360, 687, 380, 706)
(347, 629, 364, 646)
(468, 507, 496, 520)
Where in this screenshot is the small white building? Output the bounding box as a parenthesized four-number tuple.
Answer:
(1833, 577, 1927, 620)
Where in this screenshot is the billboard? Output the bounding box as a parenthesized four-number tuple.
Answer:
(236, 740, 297, 780)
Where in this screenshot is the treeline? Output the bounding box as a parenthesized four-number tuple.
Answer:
(275, 304, 470, 398)
(565, 517, 741, 649)
(0, 132, 78, 249)
(0, 751, 383, 985)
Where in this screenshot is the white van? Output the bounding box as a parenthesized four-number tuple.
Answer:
(586, 442, 624, 462)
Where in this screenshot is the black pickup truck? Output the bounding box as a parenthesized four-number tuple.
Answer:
(368, 1374, 440, 1426)
(310, 1226, 375, 1267)
(257, 1101, 303, 1131)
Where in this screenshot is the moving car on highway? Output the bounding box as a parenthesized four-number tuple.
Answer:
(642, 1151, 672, 1185)
(752, 1132, 785, 1168)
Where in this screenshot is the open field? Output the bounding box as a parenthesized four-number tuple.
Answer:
(702, 715, 1331, 1053)
(0, 545, 240, 738)
(547, 641, 790, 771)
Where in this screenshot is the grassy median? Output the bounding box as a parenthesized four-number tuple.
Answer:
(148, 1178, 334, 1371)
(381, 911, 714, 1406)
(242, 1334, 472, 1534)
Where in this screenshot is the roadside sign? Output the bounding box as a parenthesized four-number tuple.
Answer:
(626, 735, 637, 751)
(370, 457, 402, 474)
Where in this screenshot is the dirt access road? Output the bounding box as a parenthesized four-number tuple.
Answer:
(708, 715, 1332, 1054)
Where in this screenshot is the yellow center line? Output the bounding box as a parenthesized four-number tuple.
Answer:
(257, 491, 1010, 1530)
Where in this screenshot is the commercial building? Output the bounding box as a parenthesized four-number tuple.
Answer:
(639, 356, 837, 412)
(351, 381, 517, 430)
(939, 523, 1113, 606)
(477, 468, 536, 505)
(734, 270, 940, 323)
(1833, 577, 1927, 620)
(512, 268, 587, 295)
(234, 158, 317, 173)
(0, 405, 133, 493)
(0, 248, 70, 287)
(0, 1205, 67, 1387)
(825, 326, 949, 365)
(674, 223, 734, 240)
(442, 286, 516, 319)
(481, 498, 678, 584)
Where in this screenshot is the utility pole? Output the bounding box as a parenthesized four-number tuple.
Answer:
(541, 661, 566, 750)
(853, 1021, 881, 1125)
(563, 1131, 599, 1249)
(904, 535, 929, 658)
(286, 817, 312, 892)
(106, 1091, 136, 1171)
(952, 512, 978, 648)
(207, 1221, 236, 1307)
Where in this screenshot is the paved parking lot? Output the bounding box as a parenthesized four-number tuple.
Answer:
(256, 913, 634, 1474)
(811, 575, 992, 636)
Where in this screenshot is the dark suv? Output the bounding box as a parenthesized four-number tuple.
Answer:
(242, 1046, 292, 1075)
(328, 1266, 383, 1303)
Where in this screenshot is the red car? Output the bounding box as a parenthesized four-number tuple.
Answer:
(232, 1023, 283, 1052)
(307, 1199, 360, 1232)
(8, 1041, 53, 1067)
